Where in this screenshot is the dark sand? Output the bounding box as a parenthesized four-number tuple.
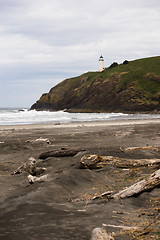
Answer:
(0, 120, 160, 239)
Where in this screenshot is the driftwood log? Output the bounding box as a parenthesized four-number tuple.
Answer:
(26, 137, 51, 144)
(123, 146, 160, 152)
(80, 154, 160, 169)
(90, 228, 114, 240)
(12, 157, 46, 176)
(39, 149, 84, 159)
(112, 168, 160, 199)
(92, 169, 160, 200)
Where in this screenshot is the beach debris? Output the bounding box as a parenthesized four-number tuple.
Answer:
(80, 154, 160, 169)
(102, 224, 139, 231)
(12, 157, 36, 174)
(113, 158, 160, 168)
(103, 224, 138, 231)
(112, 211, 129, 215)
(92, 191, 113, 200)
(28, 174, 48, 184)
(12, 157, 46, 176)
(39, 148, 85, 159)
(123, 145, 160, 152)
(112, 168, 160, 199)
(80, 154, 103, 169)
(90, 227, 114, 240)
(26, 137, 51, 144)
(88, 168, 160, 201)
(0, 141, 4, 144)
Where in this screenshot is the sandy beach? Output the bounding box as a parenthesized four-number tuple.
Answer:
(0, 119, 160, 239)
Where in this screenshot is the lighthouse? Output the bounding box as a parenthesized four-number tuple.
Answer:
(99, 55, 104, 72)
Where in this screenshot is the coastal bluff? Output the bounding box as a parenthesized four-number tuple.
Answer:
(31, 56, 160, 113)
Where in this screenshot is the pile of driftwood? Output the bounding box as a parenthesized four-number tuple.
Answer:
(88, 147, 160, 239)
(80, 150, 160, 200)
(11, 157, 48, 184)
(12, 148, 84, 184)
(80, 145, 160, 169)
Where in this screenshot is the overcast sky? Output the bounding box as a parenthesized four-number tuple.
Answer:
(0, 0, 160, 107)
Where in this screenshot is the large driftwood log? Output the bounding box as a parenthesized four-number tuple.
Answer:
(39, 149, 84, 159)
(12, 157, 46, 176)
(112, 169, 160, 199)
(80, 154, 160, 169)
(90, 228, 114, 240)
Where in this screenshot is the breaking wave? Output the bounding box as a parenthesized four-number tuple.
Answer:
(0, 108, 160, 125)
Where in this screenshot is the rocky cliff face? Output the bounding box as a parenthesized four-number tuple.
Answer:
(31, 56, 160, 113)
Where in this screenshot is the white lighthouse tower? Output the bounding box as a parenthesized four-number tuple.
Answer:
(99, 55, 104, 72)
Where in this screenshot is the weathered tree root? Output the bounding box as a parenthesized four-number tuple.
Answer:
(80, 155, 103, 169)
(12, 157, 46, 176)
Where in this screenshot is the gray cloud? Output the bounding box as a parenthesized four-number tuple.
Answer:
(0, 0, 160, 107)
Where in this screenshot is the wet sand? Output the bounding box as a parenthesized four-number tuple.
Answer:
(0, 119, 160, 239)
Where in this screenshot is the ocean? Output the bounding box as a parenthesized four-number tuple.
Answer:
(0, 108, 160, 125)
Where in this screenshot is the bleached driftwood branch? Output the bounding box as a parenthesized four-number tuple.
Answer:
(28, 174, 48, 184)
(92, 191, 113, 200)
(26, 137, 51, 144)
(102, 223, 139, 231)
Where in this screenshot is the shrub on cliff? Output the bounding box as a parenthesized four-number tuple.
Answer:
(109, 62, 118, 69)
(123, 60, 129, 65)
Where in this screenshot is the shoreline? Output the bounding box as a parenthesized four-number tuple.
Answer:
(0, 118, 160, 130)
